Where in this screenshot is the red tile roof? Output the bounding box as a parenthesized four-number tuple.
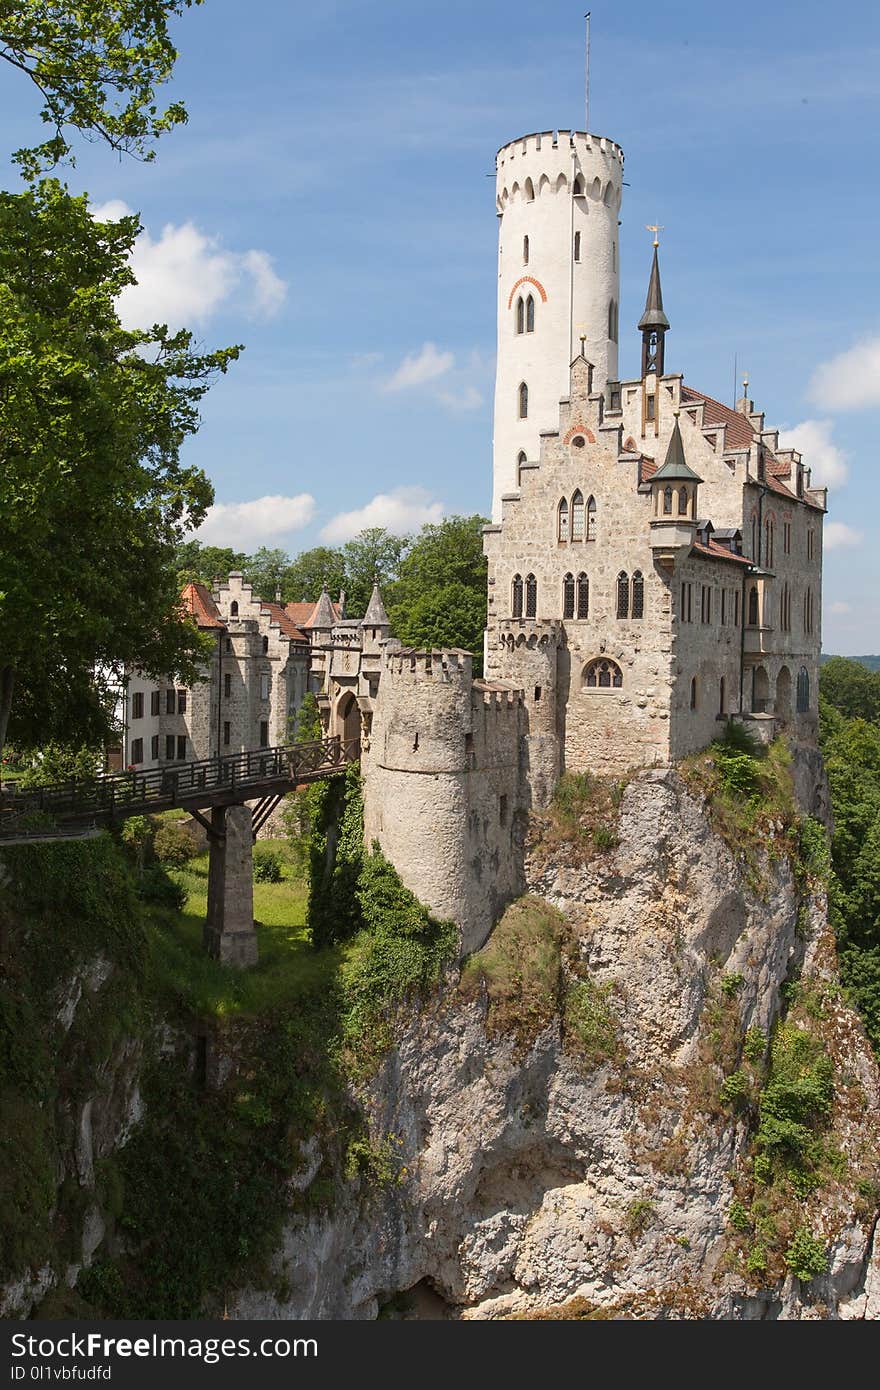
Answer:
(691, 539, 752, 568)
(639, 456, 658, 482)
(260, 601, 309, 644)
(180, 581, 226, 630)
(284, 598, 342, 630)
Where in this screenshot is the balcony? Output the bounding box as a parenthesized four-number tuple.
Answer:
(744, 624, 774, 656)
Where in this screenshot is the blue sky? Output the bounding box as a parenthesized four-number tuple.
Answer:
(1, 0, 878, 651)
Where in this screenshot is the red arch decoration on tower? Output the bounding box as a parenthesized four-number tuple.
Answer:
(507, 275, 548, 309)
(563, 423, 596, 445)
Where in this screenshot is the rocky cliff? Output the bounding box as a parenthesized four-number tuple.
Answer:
(233, 763, 880, 1320)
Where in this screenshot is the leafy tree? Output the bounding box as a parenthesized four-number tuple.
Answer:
(342, 528, 408, 616)
(0, 181, 240, 764)
(1, 1, 201, 176)
(282, 546, 346, 606)
(173, 540, 247, 589)
(820, 656, 880, 722)
(243, 547, 289, 602)
(387, 515, 488, 665)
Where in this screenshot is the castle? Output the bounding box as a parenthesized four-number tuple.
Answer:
(117, 123, 825, 958)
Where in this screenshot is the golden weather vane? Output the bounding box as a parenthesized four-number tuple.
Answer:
(646, 223, 664, 247)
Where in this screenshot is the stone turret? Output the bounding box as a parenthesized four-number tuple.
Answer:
(639, 241, 670, 378)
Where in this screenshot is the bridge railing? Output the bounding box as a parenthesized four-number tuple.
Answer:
(0, 736, 360, 825)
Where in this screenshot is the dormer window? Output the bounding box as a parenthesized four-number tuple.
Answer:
(230, 601, 239, 617)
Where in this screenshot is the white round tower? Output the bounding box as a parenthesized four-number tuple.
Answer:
(491, 130, 624, 518)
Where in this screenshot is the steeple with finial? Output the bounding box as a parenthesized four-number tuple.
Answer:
(638, 227, 670, 378)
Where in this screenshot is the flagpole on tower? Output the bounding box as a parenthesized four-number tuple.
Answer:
(584, 12, 591, 131)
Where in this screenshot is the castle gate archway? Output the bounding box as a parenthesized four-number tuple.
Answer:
(335, 691, 361, 749)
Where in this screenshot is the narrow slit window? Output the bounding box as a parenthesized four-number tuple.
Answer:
(526, 295, 535, 332)
(512, 574, 523, 618)
(571, 489, 584, 540)
(631, 571, 644, 619)
(558, 497, 570, 542)
(574, 230, 581, 262)
(523, 235, 529, 264)
(518, 382, 528, 418)
(663, 486, 673, 515)
(563, 572, 575, 619)
(516, 297, 524, 334)
(576, 572, 589, 619)
(525, 573, 537, 618)
(587, 495, 596, 541)
(617, 571, 629, 619)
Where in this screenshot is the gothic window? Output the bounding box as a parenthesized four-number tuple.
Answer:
(678, 486, 689, 516)
(631, 571, 644, 619)
(563, 572, 575, 619)
(748, 585, 759, 627)
(512, 574, 523, 618)
(526, 294, 535, 332)
(663, 486, 673, 515)
(797, 666, 810, 713)
(516, 297, 524, 334)
(230, 601, 239, 616)
(574, 230, 581, 262)
(525, 573, 537, 618)
(523, 235, 529, 264)
(525, 177, 535, 201)
(518, 382, 528, 418)
(587, 495, 597, 541)
(577, 572, 589, 618)
(558, 497, 569, 542)
(617, 571, 629, 619)
(517, 450, 527, 486)
(583, 657, 622, 689)
(571, 489, 585, 540)
(573, 174, 585, 196)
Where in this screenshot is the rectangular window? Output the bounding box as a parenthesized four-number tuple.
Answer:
(131, 691, 144, 720)
(176, 735, 187, 761)
(807, 530, 815, 560)
(150, 734, 159, 760)
(177, 689, 187, 714)
(499, 794, 508, 826)
(646, 393, 656, 422)
(165, 734, 175, 760)
(701, 584, 712, 624)
(166, 689, 175, 715)
(130, 737, 143, 764)
(260, 673, 270, 701)
(223, 721, 231, 747)
(224, 672, 231, 699)
(259, 721, 269, 748)
(680, 581, 692, 623)
(783, 522, 791, 555)
(721, 590, 727, 626)
(150, 689, 160, 717)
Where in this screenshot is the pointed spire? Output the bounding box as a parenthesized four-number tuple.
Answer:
(638, 243, 670, 333)
(361, 579, 390, 629)
(653, 411, 701, 482)
(309, 586, 336, 630)
(639, 238, 670, 379)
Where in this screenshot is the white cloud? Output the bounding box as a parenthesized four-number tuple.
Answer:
(824, 521, 863, 551)
(828, 601, 852, 615)
(776, 419, 848, 489)
(809, 336, 880, 410)
(436, 385, 484, 412)
(91, 200, 287, 329)
(320, 487, 445, 543)
(384, 342, 454, 392)
(195, 494, 316, 549)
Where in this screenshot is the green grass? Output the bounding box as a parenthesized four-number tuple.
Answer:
(460, 896, 564, 1049)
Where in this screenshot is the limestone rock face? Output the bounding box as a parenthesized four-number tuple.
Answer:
(234, 767, 880, 1321)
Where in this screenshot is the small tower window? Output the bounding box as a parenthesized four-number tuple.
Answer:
(663, 486, 673, 515)
(563, 572, 575, 619)
(523, 235, 529, 265)
(748, 585, 760, 627)
(678, 487, 689, 516)
(517, 450, 527, 486)
(525, 177, 535, 201)
(574, 230, 581, 262)
(616, 571, 629, 619)
(262, 635, 269, 654)
(572, 174, 584, 196)
(518, 382, 528, 418)
(526, 295, 535, 333)
(230, 600, 239, 616)
(571, 489, 585, 540)
(525, 573, 537, 618)
(512, 574, 523, 619)
(584, 658, 622, 689)
(557, 497, 570, 542)
(576, 572, 589, 619)
(587, 495, 596, 541)
(631, 571, 644, 619)
(516, 297, 524, 334)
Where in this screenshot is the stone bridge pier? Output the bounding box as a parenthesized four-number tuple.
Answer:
(203, 804, 258, 968)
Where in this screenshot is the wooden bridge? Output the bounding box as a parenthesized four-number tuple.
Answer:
(0, 736, 360, 968)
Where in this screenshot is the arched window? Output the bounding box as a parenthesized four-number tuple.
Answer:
(574, 230, 581, 262)
(576, 572, 589, 618)
(518, 382, 528, 418)
(573, 174, 584, 196)
(617, 571, 629, 619)
(525, 177, 535, 201)
(571, 489, 585, 540)
(262, 635, 269, 654)
(516, 297, 524, 334)
(526, 295, 535, 332)
(523, 235, 529, 265)
(678, 487, 689, 516)
(557, 497, 569, 542)
(690, 677, 698, 710)
(517, 450, 527, 486)
(583, 657, 622, 689)
(797, 666, 810, 713)
(587, 495, 597, 541)
(663, 486, 673, 515)
(512, 574, 523, 618)
(563, 572, 575, 619)
(525, 573, 537, 618)
(631, 571, 644, 619)
(748, 586, 759, 626)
